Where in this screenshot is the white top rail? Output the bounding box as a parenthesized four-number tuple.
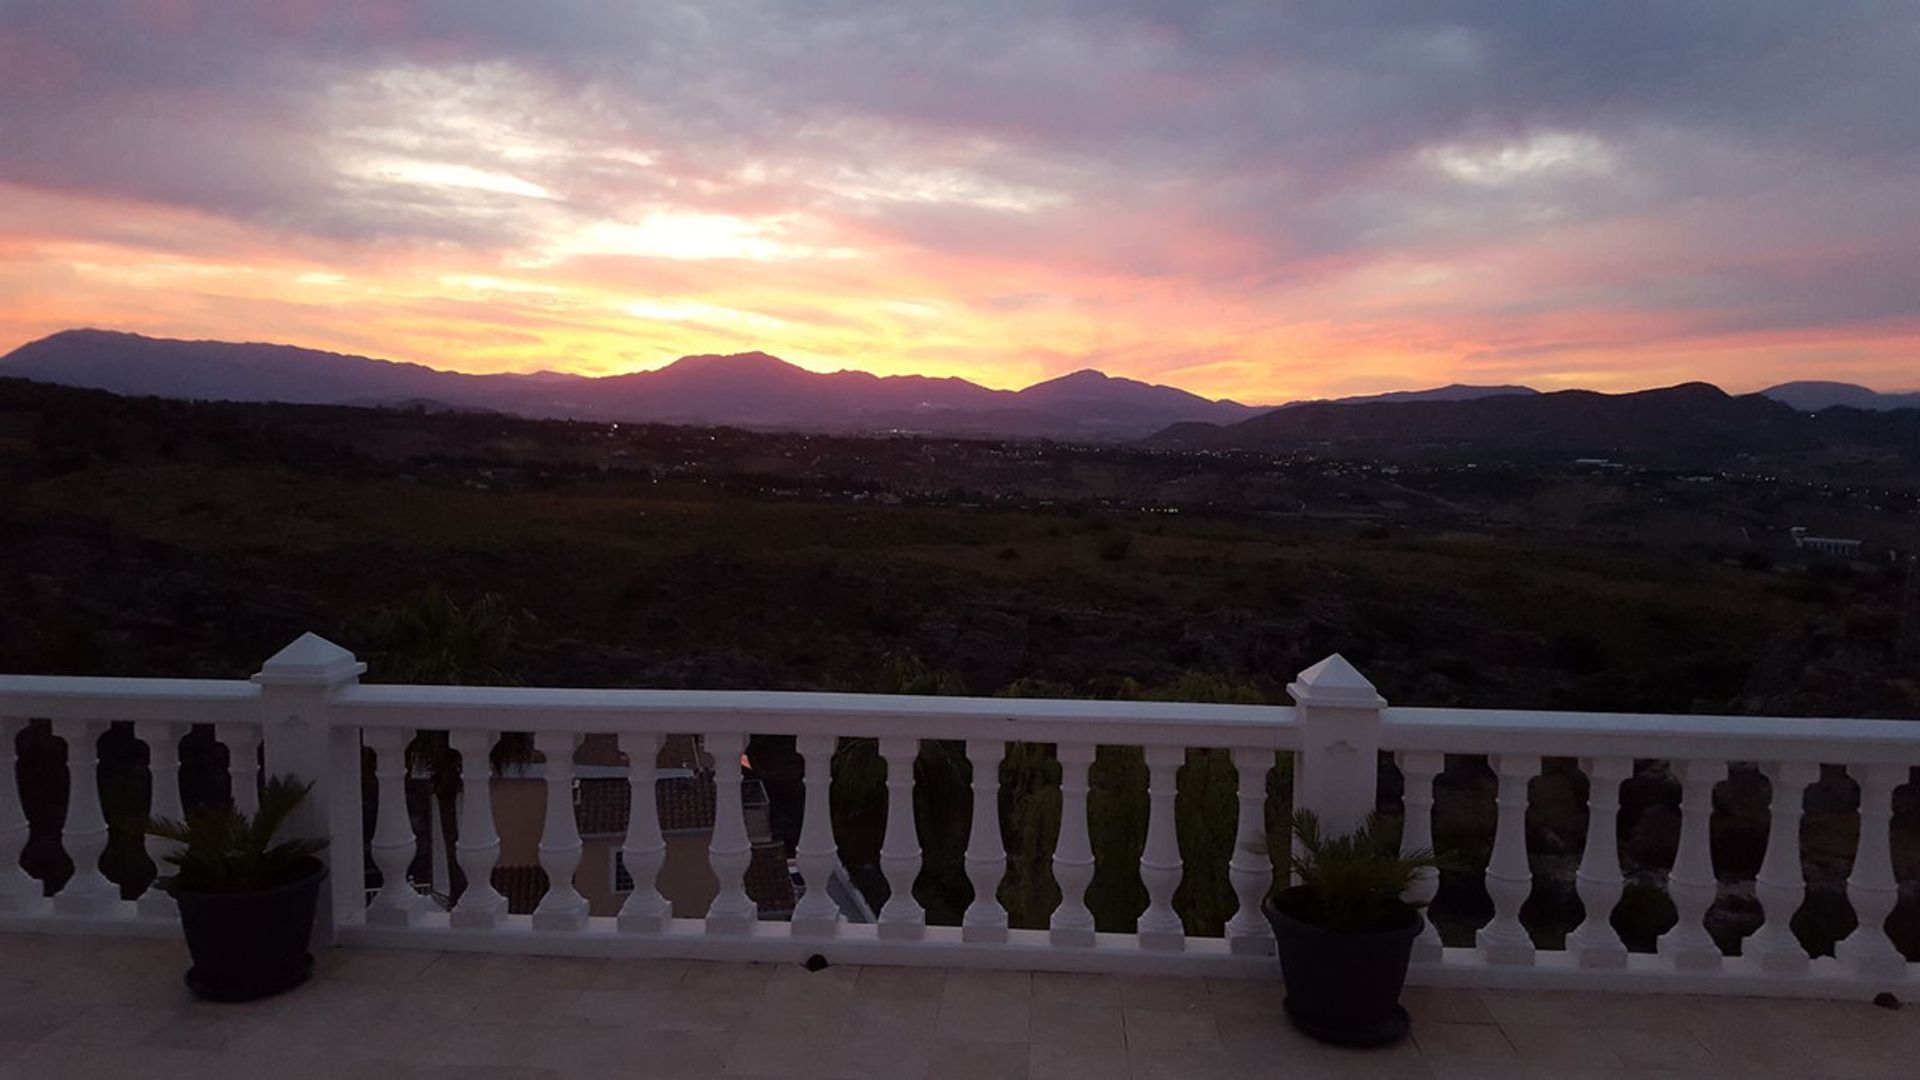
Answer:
(0, 676, 261, 723)
(1386, 706, 1920, 765)
(333, 683, 1303, 749)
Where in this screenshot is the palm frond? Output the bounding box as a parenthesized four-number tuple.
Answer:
(1275, 810, 1448, 932)
(146, 771, 327, 894)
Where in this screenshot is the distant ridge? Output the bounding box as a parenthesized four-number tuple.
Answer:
(1279, 383, 1538, 409)
(1147, 382, 1920, 462)
(1759, 381, 1920, 413)
(0, 329, 1256, 441)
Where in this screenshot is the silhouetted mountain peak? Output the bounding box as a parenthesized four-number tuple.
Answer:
(1044, 368, 1122, 385)
(659, 351, 797, 374)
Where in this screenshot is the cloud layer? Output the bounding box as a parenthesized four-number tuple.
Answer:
(2, 1, 1916, 399)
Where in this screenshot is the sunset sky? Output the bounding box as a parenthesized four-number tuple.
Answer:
(2, 2, 1916, 403)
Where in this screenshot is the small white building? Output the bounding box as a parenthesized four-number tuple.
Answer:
(1790, 526, 1863, 558)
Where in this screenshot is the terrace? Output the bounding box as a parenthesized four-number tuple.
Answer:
(5, 935, 1918, 1078)
(3, 633, 1920, 1077)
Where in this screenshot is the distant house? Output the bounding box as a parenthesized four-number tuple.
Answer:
(1790, 526, 1863, 559)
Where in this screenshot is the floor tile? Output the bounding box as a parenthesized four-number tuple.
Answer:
(854, 964, 946, 1002)
(1030, 998, 1126, 1049)
(1412, 1019, 1515, 1062)
(1030, 1041, 1130, 1080)
(924, 1038, 1030, 1080)
(1124, 1006, 1221, 1051)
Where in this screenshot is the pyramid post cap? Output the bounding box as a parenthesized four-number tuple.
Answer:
(1288, 654, 1384, 708)
(253, 632, 366, 687)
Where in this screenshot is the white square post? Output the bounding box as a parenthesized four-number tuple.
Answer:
(253, 632, 366, 949)
(1287, 654, 1386, 838)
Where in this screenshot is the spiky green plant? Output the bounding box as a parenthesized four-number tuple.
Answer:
(147, 774, 328, 894)
(1273, 810, 1442, 933)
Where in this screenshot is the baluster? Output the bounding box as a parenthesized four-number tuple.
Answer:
(0, 718, 43, 912)
(448, 729, 506, 929)
(1477, 754, 1539, 965)
(1398, 751, 1444, 964)
(1225, 748, 1276, 955)
(703, 733, 757, 933)
(135, 721, 187, 918)
(364, 728, 420, 926)
(1050, 742, 1097, 947)
(52, 719, 115, 915)
(1660, 758, 1728, 970)
(216, 722, 260, 816)
(962, 738, 1009, 943)
(1836, 763, 1906, 979)
(532, 730, 588, 931)
(616, 731, 669, 933)
(1566, 756, 1632, 968)
(705, 732, 757, 933)
(791, 734, 841, 936)
(1750, 760, 1818, 974)
(876, 736, 925, 939)
(1137, 745, 1186, 950)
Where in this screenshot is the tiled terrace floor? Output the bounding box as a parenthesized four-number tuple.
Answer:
(1, 933, 1917, 1079)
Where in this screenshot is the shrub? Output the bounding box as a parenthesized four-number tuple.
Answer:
(1274, 810, 1444, 933)
(148, 775, 327, 895)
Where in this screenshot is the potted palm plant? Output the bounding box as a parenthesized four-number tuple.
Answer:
(1263, 810, 1442, 1047)
(148, 773, 329, 1001)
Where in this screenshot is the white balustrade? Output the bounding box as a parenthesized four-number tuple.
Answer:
(216, 721, 260, 816)
(532, 730, 588, 931)
(876, 736, 925, 939)
(1477, 754, 1539, 965)
(52, 719, 115, 915)
(135, 721, 187, 917)
(1661, 758, 1728, 970)
(1566, 756, 1631, 968)
(1836, 763, 1906, 980)
(1397, 751, 1444, 963)
(1750, 760, 1818, 974)
(364, 727, 420, 926)
(0, 717, 41, 912)
(7, 639, 1920, 998)
(1137, 744, 1186, 950)
(1049, 742, 1098, 947)
(791, 733, 840, 937)
(961, 738, 1009, 943)
(616, 731, 669, 933)
(448, 729, 506, 929)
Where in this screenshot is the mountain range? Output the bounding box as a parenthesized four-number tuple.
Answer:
(1, 329, 1915, 447)
(0, 329, 1272, 440)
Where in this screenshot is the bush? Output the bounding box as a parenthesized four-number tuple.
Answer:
(1096, 533, 1134, 561)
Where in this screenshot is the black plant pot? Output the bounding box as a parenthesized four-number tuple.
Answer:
(1263, 886, 1421, 1047)
(174, 857, 327, 1002)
